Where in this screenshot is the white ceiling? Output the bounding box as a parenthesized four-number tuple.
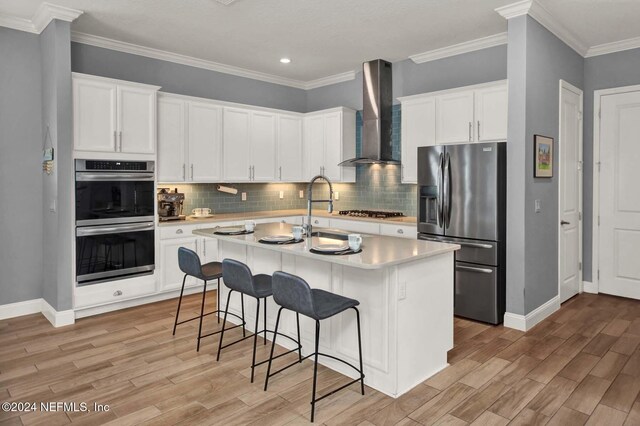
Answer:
(1, 0, 640, 84)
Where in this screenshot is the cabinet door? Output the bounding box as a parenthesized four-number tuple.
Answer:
(436, 91, 474, 145)
(401, 98, 435, 183)
(117, 85, 156, 154)
(475, 84, 508, 142)
(160, 237, 198, 291)
(323, 112, 343, 181)
(201, 237, 219, 264)
(250, 111, 277, 181)
(73, 77, 117, 152)
(223, 108, 252, 181)
(189, 101, 223, 181)
(277, 115, 304, 181)
(157, 97, 186, 182)
(304, 115, 325, 180)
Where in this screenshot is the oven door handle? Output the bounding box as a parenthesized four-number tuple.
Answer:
(77, 222, 155, 236)
(76, 172, 155, 181)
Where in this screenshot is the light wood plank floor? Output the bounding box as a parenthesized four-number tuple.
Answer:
(1, 292, 639, 425)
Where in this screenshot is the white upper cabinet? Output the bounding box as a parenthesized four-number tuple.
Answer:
(157, 94, 223, 183)
(436, 91, 475, 144)
(73, 73, 160, 154)
(188, 102, 223, 181)
(157, 96, 186, 182)
(475, 84, 508, 142)
(73, 77, 117, 153)
(222, 107, 252, 181)
(303, 108, 356, 183)
(277, 114, 304, 181)
(250, 111, 277, 182)
(399, 97, 436, 184)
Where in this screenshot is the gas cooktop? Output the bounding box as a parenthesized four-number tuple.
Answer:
(338, 210, 405, 219)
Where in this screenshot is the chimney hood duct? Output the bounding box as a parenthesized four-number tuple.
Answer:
(339, 59, 399, 166)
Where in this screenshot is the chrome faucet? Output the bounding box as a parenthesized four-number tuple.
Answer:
(304, 174, 334, 237)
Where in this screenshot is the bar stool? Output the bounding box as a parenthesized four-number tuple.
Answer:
(172, 247, 246, 351)
(264, 271, 365, 423)
(217, 259, 303, 383)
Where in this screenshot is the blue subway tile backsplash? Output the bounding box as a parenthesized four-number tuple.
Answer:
(164, 104, 417, 217)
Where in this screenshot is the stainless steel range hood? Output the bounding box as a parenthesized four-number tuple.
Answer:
(339, 59, 399, 166)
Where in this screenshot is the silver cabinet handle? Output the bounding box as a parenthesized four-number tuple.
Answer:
(176, 229, 183, 234)
(249, 166, 252, 180)
(314, 219, 319, 225)
(118, 131, 123, 152)
(477, 121, 481, 140)
(456, 265, 493, 274)
(113, 131, 117, 151)
(561, 220, 570, 225)
(279, 166, 282, 180)
(397, 229, 404, 234)
(401, 165, 404, 180)
(468, 122, 472, 142)
(182, 164, 186, 180)
(190, 164, 194, 180)
(113, 290, 123, 296)
(252, 165, 255, 180)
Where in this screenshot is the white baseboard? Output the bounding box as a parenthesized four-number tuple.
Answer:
(504, 295, 560, 332)
(0, 298, 75, 327)
(41, 300, 75, 327)
(0, 299, 43, 320)
(583, 281, 598, 294)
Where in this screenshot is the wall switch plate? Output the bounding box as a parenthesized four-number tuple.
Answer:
(279, 191, 284, 199)
(399, 281, 407, 300)
(49, 199, 56, 213)
(334, 191, 340, 200)
(242, 192, 247, 201)
(535, 199, 541, 213)
(299, 190, 304, 198)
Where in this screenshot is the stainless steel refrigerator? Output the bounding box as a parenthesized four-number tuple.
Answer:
(417, 142, 506, 324)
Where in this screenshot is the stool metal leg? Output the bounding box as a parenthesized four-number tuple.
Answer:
(263, 297, 267, 345)
(251, 298, 261, 383)
(310, 320, 321, 423)
(296, 313, 302, 362)
(216, 278, 221, 324)
(264, 306, 283, 391)
(196, 279, 208, 352)
(354, 307, 365, 395)
(216, 289, 234, 361)
(240, 293, 246, 338)
(172, 274, 188, 336)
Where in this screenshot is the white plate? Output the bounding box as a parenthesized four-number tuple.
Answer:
(189, 214, 215, 219)
(261, 235, 294, 243)
(215, 227, 245, 234)
(312, 243, 349, 252)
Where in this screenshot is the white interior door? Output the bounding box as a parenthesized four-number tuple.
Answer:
(599, 90, 640, 300)
(559, 82, 583, 303)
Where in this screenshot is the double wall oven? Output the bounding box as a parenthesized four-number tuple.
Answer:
(75, 160, 155, 285)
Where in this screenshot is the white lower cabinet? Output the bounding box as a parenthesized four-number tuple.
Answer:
(329, 218, 380, 234)
(379, 223, 417, 239)
(160, 237, 199, 291)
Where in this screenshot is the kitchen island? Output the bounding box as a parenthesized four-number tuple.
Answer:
(194, 222, 459, 397)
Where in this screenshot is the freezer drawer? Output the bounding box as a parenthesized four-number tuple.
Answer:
(419, 234, 498, 266)
(454, 262, 499, 324)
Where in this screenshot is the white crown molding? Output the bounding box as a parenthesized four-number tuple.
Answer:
(0, 2, 82, 34)
(409, 32, 508, 64)
(586, 35, 640, 58)
(496, 0, 588, 57)
(71, 31, 356, 90)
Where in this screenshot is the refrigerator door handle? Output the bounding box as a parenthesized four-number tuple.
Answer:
(456, 265, 494, 274)
(443, 152, 452, 228)
(437, 153, 444, 227)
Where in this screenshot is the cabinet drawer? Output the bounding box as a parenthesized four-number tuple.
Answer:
(329, 219, 379, 234)
(159, 224, 200, 240)
(379, 223, 416, 239)
(75, 275, 157, 308)
(304, 217, 331, 228)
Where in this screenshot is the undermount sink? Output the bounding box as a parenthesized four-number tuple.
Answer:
(310, 230, 350, 241)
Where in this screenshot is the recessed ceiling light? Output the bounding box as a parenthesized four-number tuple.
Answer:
(280, 58, 291, 64)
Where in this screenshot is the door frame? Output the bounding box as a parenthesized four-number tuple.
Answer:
(592, 83, 640, 294)
(558, 80, 584, 301)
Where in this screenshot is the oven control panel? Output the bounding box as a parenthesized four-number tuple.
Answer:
(76, 159, 155, 172)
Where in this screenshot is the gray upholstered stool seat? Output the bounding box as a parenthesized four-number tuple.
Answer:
(310, 289, 359, 320)
(264, 271, 365, 423)
(172, 247, 245, 352)
(217, 259, 302, 383)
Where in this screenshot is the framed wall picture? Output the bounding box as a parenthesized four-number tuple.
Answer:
(534, 134, 554, 178)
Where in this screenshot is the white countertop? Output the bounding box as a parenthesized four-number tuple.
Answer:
(193, 222, 458, 270)
(158, 209, 417, 227)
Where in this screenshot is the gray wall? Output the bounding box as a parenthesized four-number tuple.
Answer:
(71, 43, 308, 113)
(41, 20, 74, 311)
(0, 28, 44, 305)
(582, 47, 640, 282)
(506, 16, 584, 315)
(306, 45, 508, 111)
